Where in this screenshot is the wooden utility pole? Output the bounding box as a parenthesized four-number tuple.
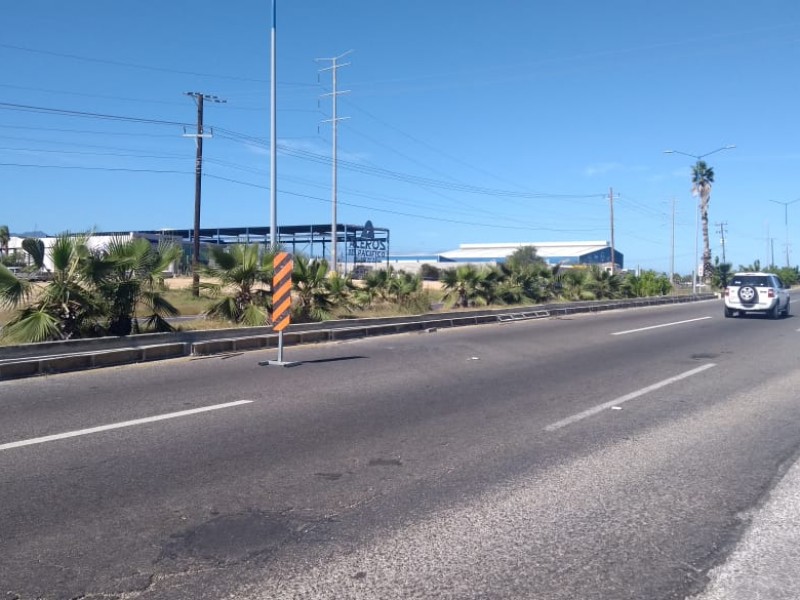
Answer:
(184, 92, 225, 296)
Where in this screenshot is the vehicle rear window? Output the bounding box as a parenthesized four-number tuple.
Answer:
(730, 276, 771, 287)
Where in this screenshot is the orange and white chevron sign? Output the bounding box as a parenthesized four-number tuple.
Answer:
(271, 252, 293, 332)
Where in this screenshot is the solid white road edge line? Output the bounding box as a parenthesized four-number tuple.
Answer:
(544, 363, 716, 432)
(0, 400, 254, 452)
(611, 316, 712, 336)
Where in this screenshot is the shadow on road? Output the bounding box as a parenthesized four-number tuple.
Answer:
(297, 355, 369, 365)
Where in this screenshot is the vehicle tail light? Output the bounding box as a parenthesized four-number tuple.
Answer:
(768, 288, 775, 298)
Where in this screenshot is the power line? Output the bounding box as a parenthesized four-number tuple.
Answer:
(0, 162, 188, 174)
(0, 42, 315, 86)
(0, 101, 191, 127)
(203, 174, 604, 234)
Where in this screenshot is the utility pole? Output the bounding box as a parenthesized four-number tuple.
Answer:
(608, 187, 616, 274)
(670, 198, 676, 287)
(771, 238, 776, 267)
(768, 198, 800, 267)
(184, 92, 225, 297)
(716, 221, 728, 264)
(317, 51, 352, 274)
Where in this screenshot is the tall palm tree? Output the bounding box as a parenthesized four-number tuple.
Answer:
(692, 160, 715, 283)
(0, 225, 9, 258)
(202, 244, 276, 326)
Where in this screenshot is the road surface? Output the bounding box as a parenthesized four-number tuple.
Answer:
(2, 298, 800, 599)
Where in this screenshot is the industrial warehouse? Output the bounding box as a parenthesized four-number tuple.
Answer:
(5, 223, 622, 275)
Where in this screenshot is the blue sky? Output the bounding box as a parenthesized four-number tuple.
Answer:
(2, 1, 800, 274)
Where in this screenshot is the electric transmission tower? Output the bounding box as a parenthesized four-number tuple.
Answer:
(316, 51, 352, 273)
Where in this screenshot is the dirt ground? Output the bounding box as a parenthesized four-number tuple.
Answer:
(164, 276, 443, 290)
(164, 276, 197, 290)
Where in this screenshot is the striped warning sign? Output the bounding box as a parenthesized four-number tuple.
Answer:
(272, 252, 293, 332)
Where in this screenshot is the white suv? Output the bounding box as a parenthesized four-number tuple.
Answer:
(724, 272, 790, 318)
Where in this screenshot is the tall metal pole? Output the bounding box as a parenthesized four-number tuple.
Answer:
(608, 187, 616, 274)
(694, 196, 699, 294)
(670, 197, 676, 288)
(785, 204, 789, 267)
(767, 198, 800, 267)
(269, 0, 278, 250)
(331, 58, 339, 272)
(317, 51, 352, 274)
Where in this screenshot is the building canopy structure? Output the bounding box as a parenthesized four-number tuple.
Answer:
(390, 241, 623, 272)
(7, 221, 391, 275)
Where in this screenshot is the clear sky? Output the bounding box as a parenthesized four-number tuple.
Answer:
(2, 1, 800, 274)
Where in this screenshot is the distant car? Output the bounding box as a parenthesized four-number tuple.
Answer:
(723, 272, 790, 318)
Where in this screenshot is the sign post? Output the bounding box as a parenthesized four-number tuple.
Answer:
(259, 251, 300, 367)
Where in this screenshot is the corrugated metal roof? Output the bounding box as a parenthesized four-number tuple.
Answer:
(440, 241, 610, 260)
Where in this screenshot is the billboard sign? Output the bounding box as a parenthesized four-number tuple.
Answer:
(348, 220, 388, 263)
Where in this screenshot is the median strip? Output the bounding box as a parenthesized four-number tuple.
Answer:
(0, 400, 254, 452)
(544, 364, 716, 432)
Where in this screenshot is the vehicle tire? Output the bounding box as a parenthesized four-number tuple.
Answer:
(782, 299, 791, 317)
(738, 285, 757, 305)
(769, 302, 780, 319)
(724, 306, 734, 318)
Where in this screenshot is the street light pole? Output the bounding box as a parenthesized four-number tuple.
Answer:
(269, 0, 277, 250)
(663, 145, 736, 294)
(767, 198, 800, 267)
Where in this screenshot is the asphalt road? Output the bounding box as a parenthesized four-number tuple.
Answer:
(2, 298, 800, 599)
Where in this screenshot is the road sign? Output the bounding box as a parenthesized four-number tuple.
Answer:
(272, 252, 293, 332)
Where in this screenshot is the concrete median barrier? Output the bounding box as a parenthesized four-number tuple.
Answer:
(0, 294, 717, 380)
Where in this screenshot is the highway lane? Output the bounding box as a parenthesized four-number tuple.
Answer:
(2, 298, 800, 599)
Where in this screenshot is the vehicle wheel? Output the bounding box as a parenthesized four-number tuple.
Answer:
(782, 299, 791, 317)
(724, 306, 734, 318)
(738, 285, 757, 305)
(769, 302, 780, 319)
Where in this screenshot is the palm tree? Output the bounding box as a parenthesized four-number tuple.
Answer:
(21, 237, 45, 271)
(89, 237, 182, 335)
(586, 265, 622, 300)
(711, 258, 733, 290)
(692, 160, 715, 283)
(326, 271, 359, 314)
(0, 225, 9, 258)
(202, 244, 276, 326)
(1, 234, 103, 342)
(292, 255, 335, 322)
(439, 264, 497, 308)
(359, 267, 392, 307)
(385, 270, 424, 308)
